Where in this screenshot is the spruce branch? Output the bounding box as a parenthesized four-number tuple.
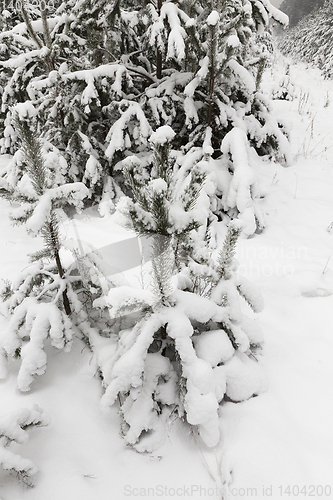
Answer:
(123, 157, 150, 211)
(180, 164, 206, 212)
(40, 0, 52, 49)
(12, 116, 47, 197)
(20, 1, 43, 49)
(150, 191, 171, 235)
(219, 320, 239, 350)
(39, 0, 56, 71)
(216, 223, 242, 280)
(151, 141, 174, 184)
(29, 248, 54, 262)
(0, 280, 13, 302)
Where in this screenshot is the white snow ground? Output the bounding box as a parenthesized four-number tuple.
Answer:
(1, 58, 333, 500)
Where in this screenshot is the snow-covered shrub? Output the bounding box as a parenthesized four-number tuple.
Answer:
(0, 294, 73, 392)
(271, 64, 295, 101)
(0, 405, 48, 486)
(212, 127, 267, 235)
(93, 127, 266, 451)
(0, 241, 120, 392)
(94, 225, 265, 451)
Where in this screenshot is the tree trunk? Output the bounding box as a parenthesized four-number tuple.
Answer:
(207, 26, 216, 127)
(54, 249, 71, 316)
(156, 0, 163, 79)
(49, 221, 71, 316)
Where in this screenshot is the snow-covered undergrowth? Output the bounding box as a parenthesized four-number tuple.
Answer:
(1, 58, 333, 499)
(0, 405, 48, 486)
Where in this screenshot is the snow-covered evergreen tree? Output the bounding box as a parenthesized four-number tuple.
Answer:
(279, 0, 333, 79)
(1, 0, 289, 229)
(0, 109, 116, 391)
(0, 0, 60, 154)
(279, 0, 324, 28)
(0, 0, 108, 200)
(92, 127, 266, 451)
(117, 125, 207, 271)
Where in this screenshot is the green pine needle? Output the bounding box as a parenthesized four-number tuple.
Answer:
(216, 223, 241, 280)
